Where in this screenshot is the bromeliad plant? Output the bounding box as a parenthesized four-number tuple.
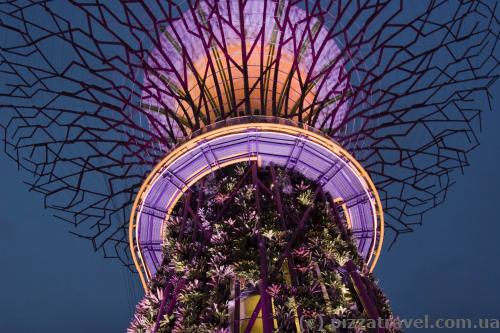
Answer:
(129, 163, 399, 333)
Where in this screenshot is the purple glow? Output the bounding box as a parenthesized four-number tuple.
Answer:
(134, 122, 380, 278)
(140, 0, 348, 137)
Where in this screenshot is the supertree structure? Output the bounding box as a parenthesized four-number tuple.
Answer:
(0, 0, 498, 332)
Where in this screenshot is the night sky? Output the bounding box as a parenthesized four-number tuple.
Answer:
(0, 4, 499, 333)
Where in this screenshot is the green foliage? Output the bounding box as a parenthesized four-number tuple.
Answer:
(129, 164, 397, 333)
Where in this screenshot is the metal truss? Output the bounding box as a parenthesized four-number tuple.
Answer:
(0, 0, 498, 267)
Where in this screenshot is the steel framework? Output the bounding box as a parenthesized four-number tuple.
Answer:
(130, 118, 385, 289)
(141, 161, 388, 333)
(0, 0, 498, 269)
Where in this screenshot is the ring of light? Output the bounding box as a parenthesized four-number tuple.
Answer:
(130, 120, 384, 290)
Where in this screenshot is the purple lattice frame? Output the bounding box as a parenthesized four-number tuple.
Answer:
(0, 1, 498, 268)
(131, 118, 383, 283)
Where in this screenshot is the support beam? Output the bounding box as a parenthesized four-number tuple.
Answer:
(251, 162, 274, 333)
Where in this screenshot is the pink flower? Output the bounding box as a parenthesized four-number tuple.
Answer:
(292, 247, 311, 258)
(267, 284, 282, 297)
(214, 193, 230, 204)
(210, 230, 227, 244)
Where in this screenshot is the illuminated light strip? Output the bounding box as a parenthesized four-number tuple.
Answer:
(334, 197, 353, 230)
(130, 122, 384, 290)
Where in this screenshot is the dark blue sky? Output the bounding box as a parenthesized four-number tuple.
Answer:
(0, 2, 498, 332)
(1, 105, 498, 333)
(0, 152, 141, 332)
(376, 103, 500, 331)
